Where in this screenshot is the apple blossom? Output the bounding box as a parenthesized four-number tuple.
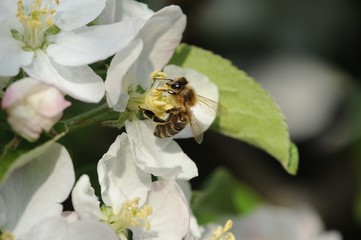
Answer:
(72, 133, 191, 240)
(97, 0, 154, 24)
(0, 143, 117, 240)
(1, 78, 71, 142)
(0, 0, 141, 102)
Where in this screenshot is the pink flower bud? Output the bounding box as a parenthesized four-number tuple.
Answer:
(1, 78, 71, 142)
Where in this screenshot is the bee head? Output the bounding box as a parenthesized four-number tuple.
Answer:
(167, 77, 188, 93)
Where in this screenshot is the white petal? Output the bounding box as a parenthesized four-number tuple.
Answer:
(0, 1, 17, 24)
(47, 21, 142, 66)
(26, 217, 118, 240)
(132, 181, 190, 240)
(125, 120, 198, 180)
(163, 65, 219, 139)
(176, 181, 192, 203)
(97, 0, 153, 24)
(23, 50, 105, 103)
(0, 23, 34, 76)
(133, 6, 186, 89)
(55, 0, 107, 31)
(121, 0, 154, 21)
(314, 232, 343, 240)
(62, 211, 79, 223)
(105, 39, 143, 111)
(98, 133, 151, 213)
(176, 181, 203, 240)
(25, 217, 66, 240)
(0, 144, 74, 236)
(0, 195, 6, 227)
(72, 175, 104, 220)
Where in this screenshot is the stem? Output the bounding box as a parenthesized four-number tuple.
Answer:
(0, 136, 22, 159)
(63, 103, 119, 131)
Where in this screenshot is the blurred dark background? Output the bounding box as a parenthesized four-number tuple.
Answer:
(145, 0, 361, 239)
(63, 0, 361, 239)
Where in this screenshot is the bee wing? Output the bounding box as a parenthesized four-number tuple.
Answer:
(186, 105, 204, 144)
(197, 95, 228, 117)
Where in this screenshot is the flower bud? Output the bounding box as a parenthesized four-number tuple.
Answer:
(1, 78, 71, 142)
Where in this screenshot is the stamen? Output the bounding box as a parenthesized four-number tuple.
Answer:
(101, 198, 153, 237)
(210, 220, 235, 240)
(143, 88, 175, 118)
(150, 69, 168, 80)
(15, 0, 60, 49)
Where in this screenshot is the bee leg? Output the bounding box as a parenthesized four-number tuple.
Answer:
(164, 107, 181, 113)
(139, 106, 168, 123)
(155, 87, 177, 95)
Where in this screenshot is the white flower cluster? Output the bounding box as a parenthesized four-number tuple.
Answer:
(0, 0, 218, 239)
(0, 1, 343, 240)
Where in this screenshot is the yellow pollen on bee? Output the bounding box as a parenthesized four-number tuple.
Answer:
(210, 220, 235, 240)
(101, 197, 153, 237)
(143, 88, 175, 118)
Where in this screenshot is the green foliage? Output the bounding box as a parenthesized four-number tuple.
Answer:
(169, 44, 298, 175)
(192, 168, 262, 224)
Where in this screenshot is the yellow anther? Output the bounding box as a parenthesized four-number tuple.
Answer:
(0, 231, 15, 240)
(30, 3, 37, 10)
(40, 8, 48, 14)
(46, 17, 54, 26)
(30, 19, 41, 28)
(210, 220, 236, 240)
(101, 197, 153, 237)
(223, 219, 233, 232)
(150, 69, 168, 80)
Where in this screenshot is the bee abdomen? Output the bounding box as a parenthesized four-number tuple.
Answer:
(154, 121, 187, 138)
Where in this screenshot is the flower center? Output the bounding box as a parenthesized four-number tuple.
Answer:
(211, 220, 235, 240)
(16, 0, 59, 50)
(0, 231, 15, 240)
(143, 87, 176, 118)
(101, 197, 153, 238)
(138, 70, 176, 118)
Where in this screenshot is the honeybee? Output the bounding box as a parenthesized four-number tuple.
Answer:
(140, 76, 227, 144)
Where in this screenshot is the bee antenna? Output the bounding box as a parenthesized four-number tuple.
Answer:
(152, 77, 173, 81)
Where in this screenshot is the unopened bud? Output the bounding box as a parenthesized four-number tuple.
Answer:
(1, 78, 71, 142)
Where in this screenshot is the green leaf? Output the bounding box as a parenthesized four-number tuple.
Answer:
(169, 43, 298, 175)
(192, 168, 262, 224)
(0, 120, 68, 186)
